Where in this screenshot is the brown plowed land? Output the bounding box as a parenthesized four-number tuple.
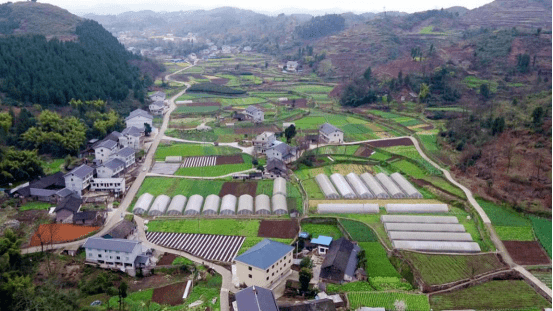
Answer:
(279, 99, 308, 108)
(233, 125, 280, 135)
(219, 182, 257, 197)
(258, 220, 299, 239)
(216, 154, 244, 165)
(152, 282, 186, 306)
(368, 137, 413, 147)
(157, 253, 178, 265)
(503, 241, 551, 265)
(187, 102, 221, 107)
(211, 78, 229, 85)
(30, 224, 99, 246)
(354, 145, 374, 157)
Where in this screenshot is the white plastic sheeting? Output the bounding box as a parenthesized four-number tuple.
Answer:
(148, 195, 171, 216)
(237, 194, 254, 215)
(203, 194, 220, 215)
(220, 194, 237, 215)
(392, 240, 481, 253)
(385, 204, 448, 214)
(133, 193, 153, 215)
(388, 231, 474, 241)
(390, 172, 423, 199)
(330, 173, 357, 199)
(184, 194, 203, 215)
(272, 194, 288, 215)
(166, 195, 187, 215)
(384, 223, 466, 232)
(346, 173, 373, 199)
(380, 215, 459, 224)
(255, 194, 271, 215)
(375, 173, 405, 198)
(273, 177, 287, 196)
(317, 204, 379, 214)
(360, 173, 389, 199)
(315, 174, 340, 199)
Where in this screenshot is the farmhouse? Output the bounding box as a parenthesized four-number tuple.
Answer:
(266, 141, 296, 163)
(266, 158, 287, 177)
(54, 195, 82, 223)
(234, 286, 279, 311)
(149, 100, 166, 115)
(83, 237, 150, 270)
(149, 91, 166, 102)
(120, 126, 143, 150)
(125, 109, 153, 130)
(73, 211, 101, 226)
(244, 105, 264, 123)
(103, 220, 136, 239)
(286, 61, 298, 72)
(319, 237, 360, 284)
(64, 164, 94, 197)
(253, 131, 276, 154)
(319, 123, 344, 144)
(96, 158, 125, 178)
(111, 147, 136, 169)
(14, 172, 71, 203)
(90, 178, 125, 193)
(94, 139, 119, 164)
(311, 236, 333, 255)
(234, 239, 294, 288)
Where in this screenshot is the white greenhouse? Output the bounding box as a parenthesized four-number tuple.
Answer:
(184, 194, 203, 215)
(315, 174, 340, 199)
(385, 204, 449, 214)
(388, 231, 474, 241)
(360, 173, 389, 199)
(255, 194, 271, 215)
(390, 172, 423, 199)
(148, 195, 171, 216)
(133, 193, 154, 215)
(317, 204, 379, 214)
(380, 215, 459, 224)
(273, 177, 287, 196)
(392, 240, 481, 253)
(203, 194, 221, 215)
(346, 173, 373, 199)
(330, 173, 357, 199)
(272, 194, 288, 215)
(384, 223, 466, 232)
(375, 173, 405, 198)
(220, 194, 237, 215)
(238, 194, 254, 215)
(166, 195, 187, 215)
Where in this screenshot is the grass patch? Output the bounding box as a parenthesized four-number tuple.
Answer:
(463, 76, 499, 93)
(477, 199, 531, 227)
(183, 274, 221, 310)
(41, 158, 64, 175)
(172, 257, 194, 265)
(148, 219, 260, 236)
(530, 216, 552, 257)
(136, 177, 224, 198)
(359, 242, 401, 278)
(495, 226, 535, 241)
(349, 292, 429, 311)
(155, 143, 240, 160)
(339, 219, 378, 242)
(19, 201, 53, 211)
(174, 105, 220, 114)
(300, 223, 343, 240)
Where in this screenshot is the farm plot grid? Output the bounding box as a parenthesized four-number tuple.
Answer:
(146, 231, 245, 263)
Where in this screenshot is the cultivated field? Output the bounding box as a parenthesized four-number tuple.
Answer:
(30, 224, 99, 246)
(348, 292, 430, 310)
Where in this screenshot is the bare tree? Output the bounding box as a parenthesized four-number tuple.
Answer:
(394, 300, 407, 311)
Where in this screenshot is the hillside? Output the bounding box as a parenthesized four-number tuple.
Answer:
(460, 0, 552, 30)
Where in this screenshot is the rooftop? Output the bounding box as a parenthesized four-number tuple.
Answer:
(319, 123, 343, 135)
(122, 126, 141, 137)
(150, 100, 164, 108)
(234, 239, 293, 270)
(65, 164, 94, 179)
(54, 195, 82, 213)
(117, 147, 135, 158)
(235, 286, 278, 311)
(126, 109, 153, 121)
(94, 139, 118, 150)
(101, 158, 125, 171)
(311, 236, 333, 247)
(245, 105, 262, 114)
(83, 237, 141, 253)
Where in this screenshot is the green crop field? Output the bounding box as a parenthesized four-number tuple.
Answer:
(367, 110, 402, 119)
(300, 223, 343, 240)
(136, 177, 224, 198)
(416, 133, 439, 153)
(495, 226, 535, 241)
(288, 85, 334, 94)
(155, 143, 240, 160)
(255, 180, 274, 196)
(359, 242, 401, 278)
(326, 281, 375, 293)
(339, 219, 378, 242)
(174, 105, 220, 114)
(19, 201, 53, 211)
(148, 219, 261, 236)
(402, 252, 506, 285)
(302, 179, 325, 199)
(176, 154, 252, 177)
(477, 199, 531, 227)
(348, 292, 430, 311)
(463, 76, 499, 93)
(429, 280, 550, 310)
(530, 216, 552, 257)
(41, 158, 64, 175)
(391, 160, 427, 179)
(216, 97, 266, 106)
(530, 271, 552, 288)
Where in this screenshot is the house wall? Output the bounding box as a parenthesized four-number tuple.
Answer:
(56, 209, 74, 223)
(235, 250, 293, 287)
(111, 153, 135, 168)
(320, 130, 344, 144)
(266, 149, 283, 161)
(85, 244, 141, 268)
(126, 116, 152, 129)
(95, 147, 114, 164)
(64, 175, 90, 196)
(90, 178, 125, 193)
(120, 135, 141, 150)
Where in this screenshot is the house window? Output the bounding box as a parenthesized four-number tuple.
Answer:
(266, 269, 269, 273)
(272, 265, 274, 269)
(116, 256, 120, 260)
(272, 272, 274, 276)
(284, 256, 286, 260)
(98, 254, 102, 258)
(248, 274, 252, 278)
(126, 257, 129, 261)
(248, 266, 252, 271)
(89, 253, 92, 257)
(266, 277, 269, 281)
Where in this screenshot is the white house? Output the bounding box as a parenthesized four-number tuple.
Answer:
(96, 158, 125, 178)
(64, 164, 94, 197)
(149, 100, 166, 115)
(111, 147, 135, 169)
(125, 109, 153, 130)
(94, 139, 118, 164)
(253, 132, 276, 154)
(319, 123, 344, 144)
(234, 239, 294, 288)
(311, 236, 333, 255)
(149, 91, 166, 102)
(244, 106, 264, 123)
(120, 126, 142, 150)
(266, 141, 296, 163)
(90, 178, 125, 193)
(286, 61, 298, 72)
(83, 237, 149, 269)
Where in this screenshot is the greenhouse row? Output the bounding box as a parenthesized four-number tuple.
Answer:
(317, 203, 379, 214)
(385, 204, 448, 213)
(314, 172, 422, 200)
(132, 193, 288, 216)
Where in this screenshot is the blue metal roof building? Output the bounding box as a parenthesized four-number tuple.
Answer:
(311, 235, 333, 246)
(234, 239, 293, 270)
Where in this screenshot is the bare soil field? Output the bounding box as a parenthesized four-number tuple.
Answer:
(503, 241, 551, 265)
(157, 253, 178, 265)
(219, 182, 257, 197)
(257, 220, 299, 239)
(216, 154, 244, 165)
(171, 74, 189, 82)
(368, 137, 413, 147)
(233, 125, 280, 135)
(152, 282, 186, 306)
(211, 78, 229, 85)
(279, 99, 308, 108)
(354, 145, 374, 157)
(29, 224, 99, 247)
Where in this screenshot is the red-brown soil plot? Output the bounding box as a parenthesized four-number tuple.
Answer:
(152, 282, 186, 306)
(211, 78, 229, 85)
(258, 220, 299, 239)
(280, 99, 308, 108)
(503, 241, 551, 265)
(30, 224, 99, 247)
(219, 182, 257, 197)
(354, 145, 374, 157)
(157, 253, 178, 265)
(216, 154, 244, 165)
(368, 137, 413, 148)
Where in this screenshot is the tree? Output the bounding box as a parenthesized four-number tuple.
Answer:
(531, 106, 544, 129)
(363, 66, 372, 82)
(479, 83, 490, 100)
(256, 165, 264, 171)
(0, 112, 12, 133)
(118, 281, 128, 311)
(299, 257, 313, 269)
(144, 123, 152, 136)
(357, 249, 367, 270)
(252, 158, 259, 166)
(299, 268, 312, 294)
(418, 83, 430, 102)
(284, 124, 297, 143)
(517, 53, 531, 73)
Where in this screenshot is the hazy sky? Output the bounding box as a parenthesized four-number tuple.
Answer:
(33, 0, 495, 16)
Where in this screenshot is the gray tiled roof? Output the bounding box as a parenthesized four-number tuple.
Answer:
(122, 126, 141, 137)
(234, 239, 293, 270)
(56, 188, 74, 198)
(245, 105, 261, 114)
(83, 237, 140, 253)
(126, 109, 153, 121)
(149, 91, 165, 98)
(54, 195, 82, 213)
(94, 139, 118, 150)
(65, 164, 94, 179)
(30, 188, 57, 197)
(101, 158, 125, 171)
(319, 123, 342, 135)
(150, 100, 164, 108)
(117, 147, 135, 158)
(269, 141, 292, 155)
(235, 286, 278, 311)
